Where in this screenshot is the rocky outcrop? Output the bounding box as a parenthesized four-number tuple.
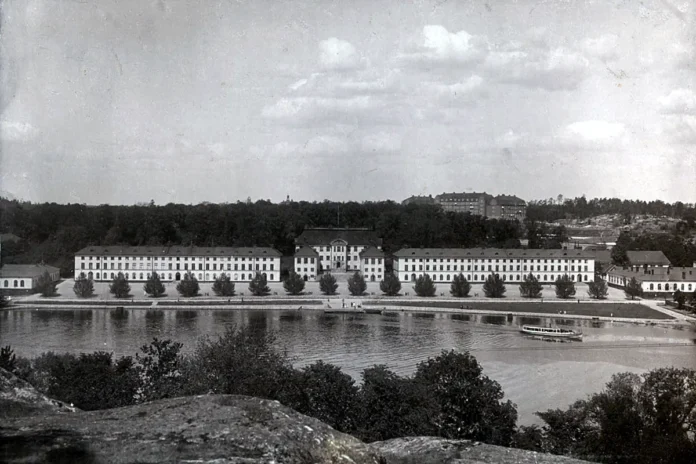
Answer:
(371, 437, 591, 464)
(0, 367, 79, 419)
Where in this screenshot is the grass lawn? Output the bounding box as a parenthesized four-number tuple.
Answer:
(369, 301, 674, 320)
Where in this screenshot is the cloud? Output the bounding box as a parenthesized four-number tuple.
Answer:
(429, 75, 486, 103)
(398, 25, 488, 67)
(659, 115, 696, 145)
(261, 95, 381, 124)
(0, 121, 37, 141)
(582, 34, 619, 61)
(564, 120, 625, 141)
(659, 88, 696, 115)
(319, 38, 366, 71)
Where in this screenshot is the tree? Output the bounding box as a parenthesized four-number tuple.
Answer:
(347, 271, 367, 296)
(449, 273, 471, 297)
(624, 277, 643, 300)
(36, 271, 57, 297)
(212, 273, 235, 297)
(413, 274, 436, 297)
(136, 338, 184, 402)
(0, 345, 17, 372)
(109, 272, 131, 299)
(519, 273, 543, 298)
(414, 350, 518, 445)
(283, 272, 305, 295)
(611, 231, 631, 267)
(248, 272, 270, 296)
(176, 271, 199, 298)
(587, 278, 608, 300)
(483, 273, 506, 298)
(73, 272, 94, 298)
(554, 274, 576, 299)
(319, 273, 338, 295)
(673, 289, 686, 309)
(144, 272, 166, 298)
(0, 290, 9, 308)
(380, 273, 401, 296)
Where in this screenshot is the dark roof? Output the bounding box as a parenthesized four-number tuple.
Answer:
(402, 195, 435, 205)
(359, 246, 385, 258)
(0, 264, 60, 278)
(592, 250, 612, 263)
(491, 195, 526, 206)
(393, 248, 595, 259)
(608, 266, 696, 282)
(435, 192, 490, 201)
(75, 246, 281, 257)
(626, 251, 671, 266)
(294, 246, 319, 258)
(295, 228, 382, 246)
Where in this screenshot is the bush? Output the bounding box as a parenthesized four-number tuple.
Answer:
(380, 273, 401, 296)
(73, 272, 94, 298)
(37, 271, 57, 297)
(674, 289, 686, 309)
(319, 273, 338, 295)
(347, 271, 367, 296)
(554, 274, 576, 299)
(248, 272, 270, 296)
(136, 338, 184, 402)
(483, 273, 506, 298)
(587, 278, 608, 300)
(144, 272, 166, 297)
(0, 345, 17, 372)
(109, 272, 131, 299)
(624, 277, 643, 300)
(519, 273, 542, 298)
(449, 273, 471, 297)
(212, 273, 235, 297)
(176, 271, 200, 298)
(413, 274, 436, 297)
(284, 272, 306, 295)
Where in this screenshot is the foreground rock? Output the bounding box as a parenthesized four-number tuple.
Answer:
(0, 367, 79, 419)
(1, 394, 384, 464)
(371, 437, 592, 464)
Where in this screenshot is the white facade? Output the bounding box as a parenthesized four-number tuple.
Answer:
(294, 255, 319, 280)
(1, 277, 33, 290)
(394, 248, 595, 284)
(359, 255, 384, 281)
(607, 267, 696, 294)
(297, 243, 370, 272)
(74, 246, 282, 282)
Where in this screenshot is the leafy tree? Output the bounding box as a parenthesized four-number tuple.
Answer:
(519, 272, 543, 298)
(587, 278, 608, 299)
(347, 271, 367, 296)
(109, 272, 131, 299)
(380, 273, 401, 296)
(73, 272, 94, 298)
(414, 350, 518, 445)
(289, 361, 359, 433)
(554, 274, 576, 299)
(355, 365, 437, 442)
(483, 273, 506, 298)
(413, 274, 436, 297)
(212, 273, 235, 297)
(449, 273, 471, 297)
(611, 231, 631, 267)
(144, 272, 166, 298)
(283, 272, 305, 295)
(36, 271, 57, 297)
(0, 345, 17, 372)
(136, 338, 184, 402)
(674, 289, 686, 309)
(248, 272, 270, 296)
(176, 271, 199, 298)
(624, 277, 643, 300)
(319, 273, 338, 295)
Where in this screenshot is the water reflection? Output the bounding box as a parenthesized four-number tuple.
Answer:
(519, 316, 542, 326)
(481, 315, 506, 325)
(450, 314, 470, 322)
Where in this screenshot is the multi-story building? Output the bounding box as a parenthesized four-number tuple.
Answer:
(401, 195, 436, 206)
(430, 192, 527, 219)
(359, 246, 385, 282)
(294, 228, 382, 273)
(393, 248, 595, 284)
(606, 266, 696, 297)
(294, 246, 320, 281)
(486, 195, 527, 220)
(73, 246, 282, 282)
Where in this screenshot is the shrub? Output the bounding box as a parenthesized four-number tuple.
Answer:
(450, 273, 471, 297)
(0, 345, 17, 372)
(144, 272, 166, 297)
(249, 272, 270, 296)
(136, 338, 185, 402)
(380, 273, 401, 296)
(319, 273, 338, 295)
(73, 272, 94, 298)
(413, 274, 436, 297)
(283, 272, 306, 295)
(519, 273, 542, 298)
(212, 273, 235, 297)
(109, 272, 131, 299)
(483, 273, 506, 298)
(554, 274, 576, 299)
(37, 271, 57, 297)
(347, 271, 367, 296)
(176, 271, 200, 298)
(624, 277, 643, 300)
(587, 278, 608, 300)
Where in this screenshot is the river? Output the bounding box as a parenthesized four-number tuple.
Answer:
(1, 307, 695, 424)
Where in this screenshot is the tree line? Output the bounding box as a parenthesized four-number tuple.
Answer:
(2, 330, 694, 463)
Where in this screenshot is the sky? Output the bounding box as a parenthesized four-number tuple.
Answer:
(0, 0, 695, 205)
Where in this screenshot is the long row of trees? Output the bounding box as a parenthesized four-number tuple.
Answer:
(527, 196, 696, 222)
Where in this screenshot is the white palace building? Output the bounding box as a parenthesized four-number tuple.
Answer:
(393, 248, 596, 284)
(74, 246, 282, 282)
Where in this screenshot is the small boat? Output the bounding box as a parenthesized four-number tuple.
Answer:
(520, 325, 582, 340)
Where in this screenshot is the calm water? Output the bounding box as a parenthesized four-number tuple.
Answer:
(2, 308, 695, 424)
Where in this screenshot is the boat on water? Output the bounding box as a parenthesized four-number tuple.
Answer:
(520, 325, 583, 340)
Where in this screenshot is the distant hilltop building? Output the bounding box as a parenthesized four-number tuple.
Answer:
(401, 192, 527, 219)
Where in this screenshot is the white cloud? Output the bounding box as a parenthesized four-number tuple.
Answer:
(565, 120, 625, 141)
(261, 95, 377, 121)
(319, 38, 365, 71)
(398, 25, 488, 67)
(582, 34, 619, 61)
(430, 75, 486, 103)
(0, 121, 37, 141)
(659, 88, 696, 115)
(659, 115, 696, 145)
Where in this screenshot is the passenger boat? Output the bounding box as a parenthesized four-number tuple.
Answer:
(520, 325, 582, 340)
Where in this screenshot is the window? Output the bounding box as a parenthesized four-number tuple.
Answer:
(20, 280, 24, 287)
(3, 281, 6, 287)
